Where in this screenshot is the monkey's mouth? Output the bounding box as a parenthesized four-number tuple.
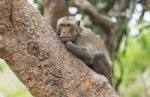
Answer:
(60, 37, 72, 42)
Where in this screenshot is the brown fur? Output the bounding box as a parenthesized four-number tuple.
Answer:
(57, 16, 112, 85)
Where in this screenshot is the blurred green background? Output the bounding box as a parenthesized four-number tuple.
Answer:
(0, 60, 33, 97)
(0, 0, 150, 97)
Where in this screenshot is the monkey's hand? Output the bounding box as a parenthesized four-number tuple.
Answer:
(65, 41, 79, 53)
(65, 41, 93, 64)
(65, 41, 73, 48)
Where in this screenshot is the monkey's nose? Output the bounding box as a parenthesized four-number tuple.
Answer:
(60, 33, 66, 37)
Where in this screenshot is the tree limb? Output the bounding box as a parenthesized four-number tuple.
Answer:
(43, 0, 69, 29)
(73, 0, 115, 33)
(115, 56, 124, 91)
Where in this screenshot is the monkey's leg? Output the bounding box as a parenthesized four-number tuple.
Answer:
(93, 52, 112, 85)
(66, 41, 93, 64)
(94, 52, 112, 72)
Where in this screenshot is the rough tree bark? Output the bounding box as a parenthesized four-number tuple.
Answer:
(0, 0, 118, 97)
(43, 0, 69, 29)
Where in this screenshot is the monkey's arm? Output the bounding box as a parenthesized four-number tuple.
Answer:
(66, 41, 93, 64)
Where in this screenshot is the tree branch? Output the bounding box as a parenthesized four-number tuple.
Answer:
(43, 0, 69, 29)
(115, 56, 124, 91)
(73, 0, 115, 33)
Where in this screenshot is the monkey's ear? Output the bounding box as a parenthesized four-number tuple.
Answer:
(77, 21, 81, 26)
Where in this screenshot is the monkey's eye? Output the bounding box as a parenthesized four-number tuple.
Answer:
(60, 24, 64, 26)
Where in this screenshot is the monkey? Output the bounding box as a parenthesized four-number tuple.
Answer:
(56, 16, 112, 85)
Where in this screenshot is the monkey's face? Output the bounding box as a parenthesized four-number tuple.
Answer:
(57, 22, 80, 42)
(56, 16, 80, 42)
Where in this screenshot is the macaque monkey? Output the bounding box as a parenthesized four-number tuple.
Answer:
(56, 16, 112, 85)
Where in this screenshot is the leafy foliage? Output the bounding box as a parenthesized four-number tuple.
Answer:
(113, 28, 150, 96)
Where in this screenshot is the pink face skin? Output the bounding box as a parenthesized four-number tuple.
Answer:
(57, 23, 77, 42)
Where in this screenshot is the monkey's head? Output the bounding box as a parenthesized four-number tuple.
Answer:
(56, 16, 81, 42)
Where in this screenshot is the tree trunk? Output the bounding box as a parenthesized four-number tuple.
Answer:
(43, 0, 69, 29)
(0, 0, 118, 97)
